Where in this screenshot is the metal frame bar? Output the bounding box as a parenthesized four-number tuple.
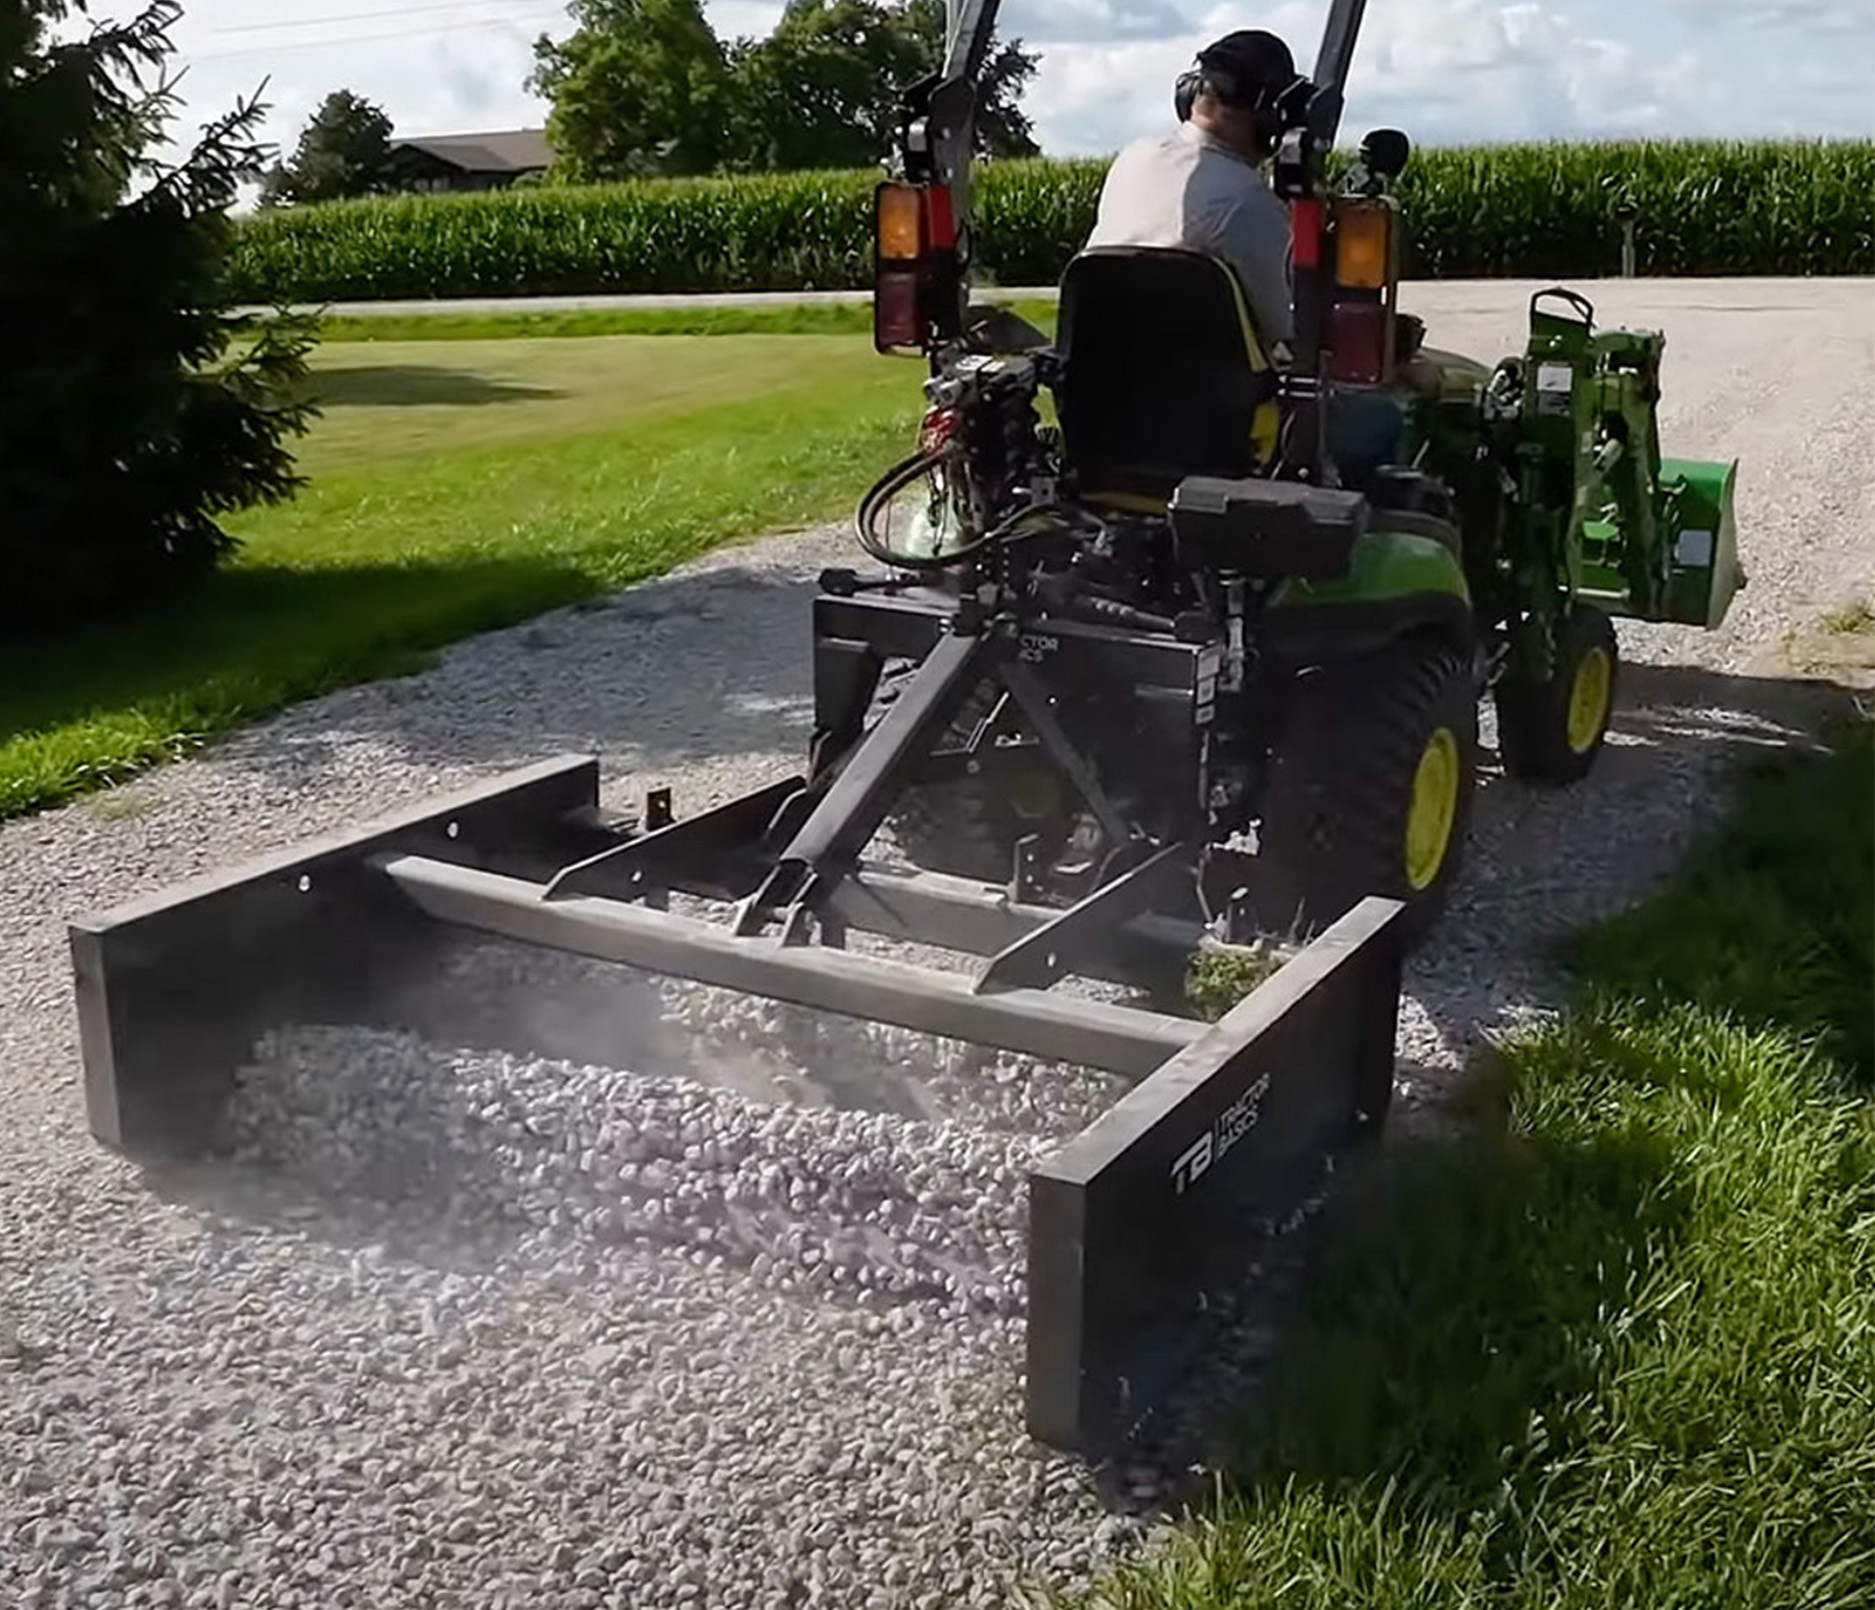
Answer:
(1312, 0, 1370, 132)
(544, 777, 803, 904)
(824, 866, 1207, 1000)
(737, 626, 1000, 936)
(820, 592, 1217, 694)
(998, 659, 1137, 850)
(973, 841, 1189, 995)
(380, 852, 1199, 1078)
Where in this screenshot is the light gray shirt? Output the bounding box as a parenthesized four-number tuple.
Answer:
(1085, 120, 1295, 357)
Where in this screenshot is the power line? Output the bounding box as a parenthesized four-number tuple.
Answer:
(212, 0, 562, 36)
(191, 8, 563, 62)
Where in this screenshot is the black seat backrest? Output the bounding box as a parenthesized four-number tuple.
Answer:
(1054, 246, 1280, 504)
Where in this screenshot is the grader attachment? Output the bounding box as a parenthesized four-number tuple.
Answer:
(71, 719, 1406, 1456)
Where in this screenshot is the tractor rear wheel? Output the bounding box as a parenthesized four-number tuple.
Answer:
(1243, 634, 1479, 948)
(1495, 603, 1619, 784)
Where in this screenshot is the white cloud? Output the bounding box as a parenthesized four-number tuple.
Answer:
(1667, 0, 1874, 30)
(1004, 0, 1194, 43)
(78, 0, 1875, 176)
(1029, 0, 1872, 151)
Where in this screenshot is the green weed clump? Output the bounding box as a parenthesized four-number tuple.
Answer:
(231, 140, 1875, 304)
(1185, 943, 1289, 1022)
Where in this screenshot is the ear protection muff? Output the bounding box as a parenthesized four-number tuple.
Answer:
(1174, 66, 1201, 121)
(1174, 61, 1284, 137)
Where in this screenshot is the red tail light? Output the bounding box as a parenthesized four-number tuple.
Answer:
(872, 180, 961, 356)
(875, 269, 923, 354)
(1325, 300, 1389, 384)
(924, 186, 957, 251)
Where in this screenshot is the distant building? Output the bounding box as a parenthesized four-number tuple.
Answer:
(382, 128, 553, 193)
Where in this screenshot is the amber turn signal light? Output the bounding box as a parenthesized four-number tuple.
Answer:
(876, 183, 925, 263)
(1332, 200, 1392, 291)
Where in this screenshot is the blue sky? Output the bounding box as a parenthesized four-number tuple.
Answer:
(114, 0, 1875, 172)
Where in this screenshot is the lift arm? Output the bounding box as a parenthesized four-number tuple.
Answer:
(1311, 0, 1368, 144)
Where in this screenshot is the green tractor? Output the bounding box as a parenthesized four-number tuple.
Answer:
(57, 0, 1745, 1454)
(813, 0, 1744, 950)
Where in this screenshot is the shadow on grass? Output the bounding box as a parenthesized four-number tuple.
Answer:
(1077, 1007, 1875, 1605)
(1562, 684, 1875, 1076)
(302, 364, 566, 407)
(1386, 659, 1862, 1094)
(1034, 1092, 1709, 1606)
(0, 554, 601, 816)
(1245, 1078, 1690, 1468)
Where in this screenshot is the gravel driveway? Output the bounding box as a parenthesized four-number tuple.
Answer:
(3, 281, 1871, 1610)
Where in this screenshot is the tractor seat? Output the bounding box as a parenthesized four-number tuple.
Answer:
(1053, 247, 1282, 508)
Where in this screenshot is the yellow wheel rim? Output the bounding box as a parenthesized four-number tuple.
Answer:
(1566, 646, 1613, 754)
(1405, 727, 1461, 892)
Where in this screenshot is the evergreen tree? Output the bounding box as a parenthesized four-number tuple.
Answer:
(0, 1, 318, 629)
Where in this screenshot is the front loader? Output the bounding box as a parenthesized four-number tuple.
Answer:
(65, 0, 1742, 1462)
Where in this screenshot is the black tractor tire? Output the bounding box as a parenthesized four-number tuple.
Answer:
(1494, 603, 1619, 784)
(1243, 633, 1480, 949)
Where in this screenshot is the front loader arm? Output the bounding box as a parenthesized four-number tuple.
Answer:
(1310, 0, 1367, 141)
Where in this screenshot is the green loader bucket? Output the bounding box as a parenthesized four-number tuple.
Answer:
(1657, 457, 1745, 629)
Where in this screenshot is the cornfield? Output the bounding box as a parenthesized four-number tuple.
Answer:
(228, 140, 1875, 304)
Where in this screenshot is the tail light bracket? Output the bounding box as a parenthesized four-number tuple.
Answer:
(1323, 195, 1399, 388)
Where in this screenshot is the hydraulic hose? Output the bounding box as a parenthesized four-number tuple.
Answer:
(854, 446, 952, 570)
(854, 447, 1064, 572)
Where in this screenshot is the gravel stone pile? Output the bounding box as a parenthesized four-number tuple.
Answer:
(226, 1020, 1048, 1318)
(3, 283, 1870, 1608)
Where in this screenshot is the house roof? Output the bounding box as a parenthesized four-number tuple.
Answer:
(388, 128, 553, 174)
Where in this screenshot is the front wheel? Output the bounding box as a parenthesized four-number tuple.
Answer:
(1495, 603, 1619, 784)
(1243, 634, 1480, 949)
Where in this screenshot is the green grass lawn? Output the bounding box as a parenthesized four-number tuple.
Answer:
(0, 329, 927, 820)
(284, 295, 1061, 347)
(1057, 714, 1875, 1610)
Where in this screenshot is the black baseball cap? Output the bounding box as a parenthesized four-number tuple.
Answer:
(1194, 29, 1298, 108)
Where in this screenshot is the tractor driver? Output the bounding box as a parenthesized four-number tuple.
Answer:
(1085, 28, 1411, 480)
(1085, 28, 1303, 366)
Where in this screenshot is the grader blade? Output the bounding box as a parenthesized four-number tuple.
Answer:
(68, 749, 1406, 1457)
